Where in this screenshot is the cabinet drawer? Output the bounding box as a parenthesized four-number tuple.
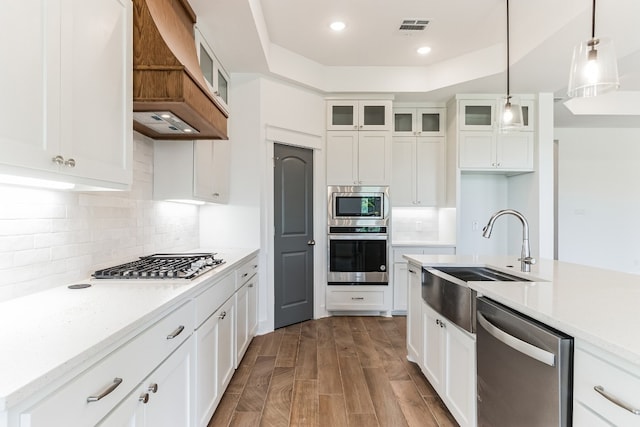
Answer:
(327, 289, 385, 310)
(574, 347, 640, 425)
(20, 300, 194, 427)
(195, 272, 235, 328)
(236, 256, 258, 289)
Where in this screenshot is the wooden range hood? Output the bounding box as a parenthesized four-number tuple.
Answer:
(133, 0, 228, 140)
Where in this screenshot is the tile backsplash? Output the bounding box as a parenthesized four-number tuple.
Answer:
(0, 133, 200, 301)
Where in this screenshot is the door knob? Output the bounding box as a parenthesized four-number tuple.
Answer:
(307, 240, 316, 246)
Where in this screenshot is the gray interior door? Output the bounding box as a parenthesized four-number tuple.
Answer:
(274, 144, 314, 329)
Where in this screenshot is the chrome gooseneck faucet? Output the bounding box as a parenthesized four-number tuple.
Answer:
(482, 209, 536, 272)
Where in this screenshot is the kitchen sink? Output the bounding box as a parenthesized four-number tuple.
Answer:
(434, 266, 532, 282)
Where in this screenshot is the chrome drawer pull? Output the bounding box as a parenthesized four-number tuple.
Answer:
(139, 393, 149, 404)
(351, 297, 364, 300)
(87, 377, 123, 402)
(408, 269, 417, 274)
(219, 311, 227, 319)
(594, 385, 640, 415)
(477, 312, 555, 367)
(166, 325, 185, 340)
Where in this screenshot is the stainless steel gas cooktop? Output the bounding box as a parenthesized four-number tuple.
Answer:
(92, 253, 225, 280)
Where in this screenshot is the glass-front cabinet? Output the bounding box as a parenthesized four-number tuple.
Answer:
(195, 25, 229, 114)
(459, 98, 534, 131)
(327, 100, 392, 131)
(393, 107, 445, 136)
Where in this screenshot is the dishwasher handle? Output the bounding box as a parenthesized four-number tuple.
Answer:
(477, 312, 556, 367)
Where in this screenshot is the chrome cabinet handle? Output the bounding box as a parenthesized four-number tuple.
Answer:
(477, 312, 555, 367)
(139, 393, 149, 404)
(212, 192, 220, 197)
(242, 273, 249, 278)
(64, 158, 76, 168)
(351, 297, 364, 300)
(307, 240, 316, 246)
(248, 283, 254, 288)
(408, 269, 417, 274)
(594, 385, 640, 415)
(219, 311, 227, 319)
(52, 155, 64, 165)
(148, 383, 158, 393)
(166, 325, 185, 340)
(87, 377, 123, 402)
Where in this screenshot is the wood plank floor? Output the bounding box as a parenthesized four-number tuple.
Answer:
(208, 316, 459, 427)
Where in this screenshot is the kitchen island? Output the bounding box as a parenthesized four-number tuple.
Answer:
(405, 254, 640, 426)
(0, 247, 258, 427)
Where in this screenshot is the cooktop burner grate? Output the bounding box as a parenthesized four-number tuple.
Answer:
(92, 253, 225, 280)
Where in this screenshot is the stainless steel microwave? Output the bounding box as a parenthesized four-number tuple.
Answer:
(328, 186, 389, 226)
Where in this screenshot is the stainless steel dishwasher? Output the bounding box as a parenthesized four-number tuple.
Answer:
(476, 297, 573, 427)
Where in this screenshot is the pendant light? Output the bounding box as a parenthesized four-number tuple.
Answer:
(497, 0, 523, 132)
(567, 0, 619, 98)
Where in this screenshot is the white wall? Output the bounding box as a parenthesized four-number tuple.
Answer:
(0, 133, 200, 301)
(556, 127, 640, 273)
(200, 74, 325, 333)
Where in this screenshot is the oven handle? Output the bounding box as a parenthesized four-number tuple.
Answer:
(328, 234, 388, 240)
(477, 312, 556, 367)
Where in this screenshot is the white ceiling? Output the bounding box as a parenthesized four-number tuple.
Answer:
(190, 0, 640, 127)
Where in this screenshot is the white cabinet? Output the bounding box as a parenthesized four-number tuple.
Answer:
(195, 25, 229, 115)
(421, 302, 477, 427)
(456, 97, 535, 173)
(0, 0, 132, 190)
(393, 107, 445, 137)
(326, 130, 392, 185)
(154, 139, 231, 204)
(573, 341, 640, 426)
(392, 136, 445, 206)
(392, 247, 455, 313)
(406, 261, 423, 363)
(19, 300, 195, 427)
(326, 286, 390, 313)
(327, 100, 392, 131)
(235, 257, 258, 367)
(99, 335, 195, 427)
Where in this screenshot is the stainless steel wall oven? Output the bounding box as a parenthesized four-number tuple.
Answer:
(327, 186, 389, 286)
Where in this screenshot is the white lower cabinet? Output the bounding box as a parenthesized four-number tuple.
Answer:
(421, 302, 476, 427)
(573, 341, 640, 426)
(406, 261, 422, 363)
(326, 286, 390, 313)
(99, 335, 195, 427)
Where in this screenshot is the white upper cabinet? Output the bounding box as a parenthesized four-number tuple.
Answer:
(195, 25, 229, 115)
(326, 131, 392, 185)
(154, 139, 231, 204)
(0, 0, 132, 190)
(327, 100, 392, 131)
(393, 107, 445, 136)
(392, 136, 445, 206)
(459, 98, 534, 132)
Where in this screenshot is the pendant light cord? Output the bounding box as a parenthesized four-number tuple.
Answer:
(506, 0, 511, 99)
(591, 0, 596, 39)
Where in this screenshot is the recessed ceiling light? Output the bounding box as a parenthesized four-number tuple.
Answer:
(330, 21, 346, 32)
(417, 46, 432, 55)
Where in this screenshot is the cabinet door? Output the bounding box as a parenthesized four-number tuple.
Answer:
(358, 101, 392, 131)
(393, 108, 416, 136)
(217, 297, 235, 394)
(406, 264, 422, 362)
(496, 132, 534, 171)
(458, 132, 495, 169)
(443, 321, 476, 427)
(358, 131, 391, 185)
(0, 1, 60, 173)
(417, 108, 445, 136)
(210, 139, 231, 204)
(459, 100, 495, 131)
(195, 311, 219, 427)
(235, 284, 249, 368)
(194, 140, 215, 200)
(415, 137, 444, 206)
(327, 101, 358, 130)
(392, 262, 408, 312)
(247, 275, 258, 337)
(391, 137, 416, 206)
(422, 303, 444, 392)
(60, 0, 132, 186)
(326, 131, 357, 185)
(140, 337, 194, 427)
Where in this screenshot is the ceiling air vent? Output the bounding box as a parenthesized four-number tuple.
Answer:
(399, 19, 430, 31)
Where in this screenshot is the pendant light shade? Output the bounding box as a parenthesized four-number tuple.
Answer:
(498, 0, 523, 133)
(567, 0, 619, 98)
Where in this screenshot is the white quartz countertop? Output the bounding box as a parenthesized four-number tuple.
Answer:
(0, 247, 258, 412)
(404, 254, 640, 366)
(391, 241, 456, 247)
